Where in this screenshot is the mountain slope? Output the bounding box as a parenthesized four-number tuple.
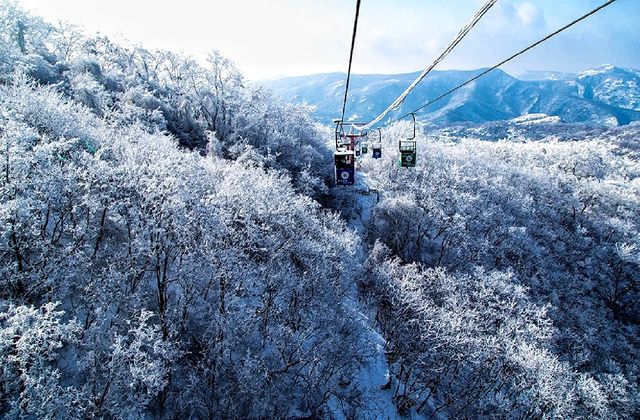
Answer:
(260, 66, 640, 126)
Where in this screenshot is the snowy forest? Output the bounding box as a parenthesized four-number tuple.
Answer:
(0, 2, 638, 418)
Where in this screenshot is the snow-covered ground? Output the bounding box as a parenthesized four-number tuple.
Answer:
(328, 168, 430, 419)
(511, 113, 561, 125)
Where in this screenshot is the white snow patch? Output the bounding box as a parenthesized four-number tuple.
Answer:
(578, 64, 614, 79)
(512, 113, 561, 125)
(604, 116, 619, 127)
(328, 171, 429, 420)
(328, 302, 427, 420)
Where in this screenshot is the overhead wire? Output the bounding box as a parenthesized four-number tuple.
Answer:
(354, 0, 498, 131)
(340, 0, 362, 124)
(393, 0, 619, 123)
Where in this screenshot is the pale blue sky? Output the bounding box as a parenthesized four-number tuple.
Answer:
(18, 0, 640, 79)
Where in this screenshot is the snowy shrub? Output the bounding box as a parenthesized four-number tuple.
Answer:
(358, 121, 639, 417)
(0, 303, 82, 418)
(0, 73, 366, 417)
(23, 53, 59, 84)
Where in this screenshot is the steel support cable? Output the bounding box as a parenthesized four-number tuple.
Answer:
(354, 0, 498, 131)
(394, 0, 619, 122)
(340, 0, 363, 123)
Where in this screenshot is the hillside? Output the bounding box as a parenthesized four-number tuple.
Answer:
(0, 3, 638, 419)
(260, 65, 640, 126)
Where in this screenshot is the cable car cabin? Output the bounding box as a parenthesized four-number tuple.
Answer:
(335, 150, 355, 185)
(399, 140, 417, 167)
(372, 143, 382, 159)
(361, 142, 369, 154)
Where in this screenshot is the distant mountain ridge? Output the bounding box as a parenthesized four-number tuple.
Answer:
(259, 65, 640, 127)
(516, 70, 576, 81)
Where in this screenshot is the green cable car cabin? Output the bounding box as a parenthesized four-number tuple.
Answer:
(399, 140, 417, 167)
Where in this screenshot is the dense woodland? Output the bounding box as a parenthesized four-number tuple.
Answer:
(0, 2, 638, 418)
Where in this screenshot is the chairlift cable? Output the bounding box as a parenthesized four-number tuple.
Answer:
(393, 0, 619, 123)
(355, 0, 498, 132)
(340, 0, 363, 124)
